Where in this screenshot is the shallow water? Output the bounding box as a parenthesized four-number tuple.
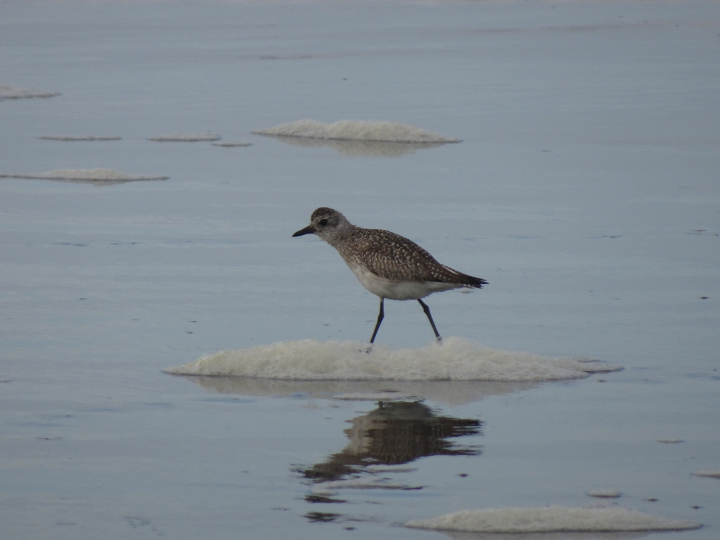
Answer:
(1, 0, 719, 539)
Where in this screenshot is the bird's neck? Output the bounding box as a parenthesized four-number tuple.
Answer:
(323, 223, 358, 250)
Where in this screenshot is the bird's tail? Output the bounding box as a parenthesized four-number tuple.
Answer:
(441, 265, 488, 289)
(463, 274, 488, 289)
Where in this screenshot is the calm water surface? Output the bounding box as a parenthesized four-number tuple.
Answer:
(1, 1, 718, 538)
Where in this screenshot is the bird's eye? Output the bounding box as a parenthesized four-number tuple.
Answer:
(319, 218, 328, 226)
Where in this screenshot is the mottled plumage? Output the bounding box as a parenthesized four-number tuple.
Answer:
(293, 207, 487, 343)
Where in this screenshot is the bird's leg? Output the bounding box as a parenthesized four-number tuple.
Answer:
(418, 299, 442, 343)
(369, 298, 385, 344)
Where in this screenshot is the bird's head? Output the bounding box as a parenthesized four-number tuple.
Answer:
(292, 207, 349, 242)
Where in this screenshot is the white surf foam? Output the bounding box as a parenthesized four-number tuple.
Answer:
(0, 84, 60, 101)
(164, 337, 622, 381)
(405, 506, 702, 533)
(252, 119, 461, 143)
(37, 135, 122, 141)
(0, 168, 168, 183)
(693, 469, 720, 479)
(148, 133, 221, 142)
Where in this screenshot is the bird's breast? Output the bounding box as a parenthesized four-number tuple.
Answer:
(349, 265, 459, 300)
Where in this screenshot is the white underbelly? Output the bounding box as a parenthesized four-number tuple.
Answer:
(350, 265, 459, 300)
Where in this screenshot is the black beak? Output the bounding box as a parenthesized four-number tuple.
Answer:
(292, 225, 315, 237)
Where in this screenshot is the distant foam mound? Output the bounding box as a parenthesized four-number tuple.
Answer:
(37, 135, 121, 141)
(148, 133, 221, 142)
(165, 337, 621, 381)
(587, 490, 622, 498)
(252, 119, 461, 144)
(0, 84, 60, 101)
(405, 506, 702, 533)
(0, 168, 168, 183)
(211, 142, 252, 147)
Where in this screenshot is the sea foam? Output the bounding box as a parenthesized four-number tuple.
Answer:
(211, 142, 252, 147)
(165, 337, 621, 381)
(252, 119, 461, 143)
(0, 168, 168, 183)
(693, 469, 720, 479)
(405, 506, 702, 533)
(148, 133, 221, 142)
(37, 135, 122, 141)
(0, 84, 60, 101)
(587, 490, 622, 498)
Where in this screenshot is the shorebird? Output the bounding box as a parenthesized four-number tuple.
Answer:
(292, 207, 487, 343)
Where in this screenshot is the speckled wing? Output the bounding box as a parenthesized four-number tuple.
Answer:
(347, 228, 485, 287)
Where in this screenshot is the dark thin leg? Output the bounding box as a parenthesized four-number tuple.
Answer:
(369, 298, 385, 344)
(418, 299, 442, 343)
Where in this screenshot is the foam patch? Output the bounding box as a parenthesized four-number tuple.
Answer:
(148, 133, 220, 142)
(252, 119, 461, 143)
(211, 142, 252, 147)
(587, 490, 622, 498)
(37, 135, 121, 141)
(0, 84, 60, 100)
(0, 168, 168, 183)
(405, 506, 702, 533)
(165, 337, 622, 381)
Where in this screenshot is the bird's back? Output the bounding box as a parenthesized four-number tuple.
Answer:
(335, 226, 486, 288)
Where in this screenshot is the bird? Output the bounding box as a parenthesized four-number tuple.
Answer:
(292, 207, 487, 344)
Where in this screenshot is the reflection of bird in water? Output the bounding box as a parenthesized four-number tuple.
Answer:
(300, 401, 482, 483)
(293, 208, 487, 343)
